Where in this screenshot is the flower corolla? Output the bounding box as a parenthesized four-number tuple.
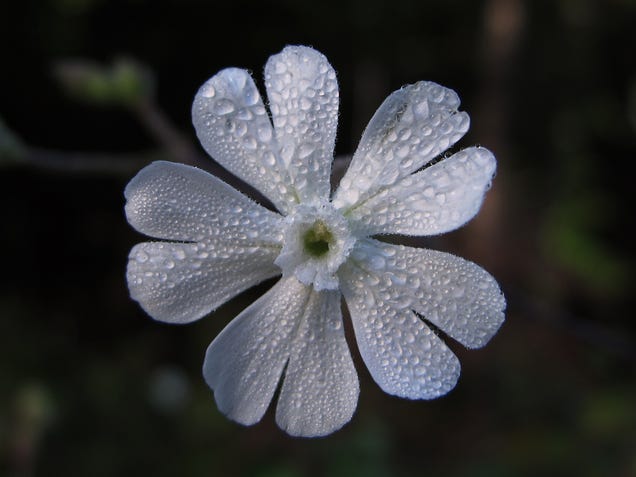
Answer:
(125, 46, 506, 437)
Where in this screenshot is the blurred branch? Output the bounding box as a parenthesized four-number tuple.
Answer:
(22, 148, 168, 175)
(55, 57, 199, 166)
(0, 57, 201, 175)
(131, 98, 198, 165)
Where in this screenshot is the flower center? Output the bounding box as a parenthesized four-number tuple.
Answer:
(303, 221, 333, 257)
(275, 203, 356, 291)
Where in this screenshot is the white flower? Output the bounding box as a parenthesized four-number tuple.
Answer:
(125, 46, 506, 437)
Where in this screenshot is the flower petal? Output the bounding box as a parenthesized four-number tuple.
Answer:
(333, 81, 469, 211)
(202, 276, 309, 426)
(353, 239, 506, 349)
(275, 289, 358, 437)
(192, 68, 297, 213)
(127, 241, 280, 324)
(339, 261, 461, 400)
(125, 161, 283, 244)
(346, 147, 496, 236)
(264, 46, 339, 204)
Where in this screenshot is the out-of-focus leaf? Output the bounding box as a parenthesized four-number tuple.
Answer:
(579, 388, 636, 437)
(542, 195, 627, 296)
(53, 58, 155, 107)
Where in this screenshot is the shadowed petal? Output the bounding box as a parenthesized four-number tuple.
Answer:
(352, 239, 506, 349)
(334, 81, 469, 211)
(275, 289, 358, 437)
(192, 68, 297, 213)
(125, 161, 283, 244)
(265, 46, 339, 204)
(203, 277, 309, 426)
(340, 260, 461, 400)
(346, 147, 496, 236)
(127, 241, 280, 324)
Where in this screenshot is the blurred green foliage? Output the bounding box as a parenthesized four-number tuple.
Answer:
(54, 58, 155, 108)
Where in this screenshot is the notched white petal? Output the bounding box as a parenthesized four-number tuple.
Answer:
(347, 147, 496, 236)
(353, 239, 506, 349)
(340, 261, 461, 400)
(265, 46, 339, 204)
(276, 290, 358, 437)
(334, 81, 469, 211)
(192, 68, 296, 213)
(127, 241, 280, 324)
(124, 161, 283, 244)
(203, 277, 310, 426)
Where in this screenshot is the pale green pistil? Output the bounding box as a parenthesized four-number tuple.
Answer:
(303, 221, 333, 258)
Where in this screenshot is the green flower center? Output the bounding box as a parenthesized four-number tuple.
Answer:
(303, 220, 333, 258)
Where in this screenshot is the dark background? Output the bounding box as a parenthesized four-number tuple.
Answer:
(1, 0, 635, 476)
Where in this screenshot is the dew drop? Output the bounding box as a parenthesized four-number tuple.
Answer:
(413, 100, 429, 117)
(242, 136, 257, 150)
(201, 84, 215, 98)
(477, 280, 490, 290)
(263, 151, 277, 166)
(257, 125, 272, 142)
(396, 145, 410, 159)
(298, 142, 315, 159)
(243, 86, 259, 106)
(299, 97, 312, 111)
(236, 108, 251, 121)
(281, 144, 295, 163)
(452, 287, 466, 298)
(235, 121, 248, 137)
(368, 255, 386, 270)
(214, 99, 235, 115)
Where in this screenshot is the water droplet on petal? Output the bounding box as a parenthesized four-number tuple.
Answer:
(452, 286, 465, 298)
(243, 136, 257, 150)
(299, 97, 312, 111)
(281, 144, 295, 163)
(298, 142, 315, 159)
(214, 99, 235, 115)
(236, 108, 253, 121)
(201, 84, 215, 98)
(263, 151, 277, 166)
(256, 125, 272, 142)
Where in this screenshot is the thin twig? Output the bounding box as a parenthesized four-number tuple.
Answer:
(132, 98, 199, 166)
(17, 148, 166, 175)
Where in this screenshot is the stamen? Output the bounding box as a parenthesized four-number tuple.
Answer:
(303, 220, 333, 257)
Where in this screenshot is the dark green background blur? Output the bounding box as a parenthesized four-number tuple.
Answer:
(1, 0, 634, 476)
